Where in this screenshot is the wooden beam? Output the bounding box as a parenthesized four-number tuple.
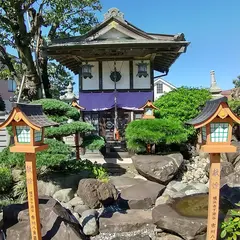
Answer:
(99, 61, 103, 90)
(129, 60, 133, 89)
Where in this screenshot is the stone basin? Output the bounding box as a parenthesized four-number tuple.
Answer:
(152, 192, 237, 240)
(172, 193, 234, 219)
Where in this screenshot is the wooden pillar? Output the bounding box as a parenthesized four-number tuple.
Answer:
(25, 153, 42, 240)
(206, 153, 221, 240)
(75, 133, 80, 160)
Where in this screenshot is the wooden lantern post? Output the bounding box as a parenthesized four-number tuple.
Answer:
(0, 103, 58, 240)
(187, 96, 240, 240)
(139, 100, 159, 153)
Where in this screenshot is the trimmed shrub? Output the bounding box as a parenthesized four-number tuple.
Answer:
(45, 121, 94, 138)
(81, 135, 105, 150)
(0, 166, 13, 192)
(125, 118, 188, 153)
(154, 87, 211, 138)
(32, 98, 80, 122)
(50, 159, 109, 182)
(0, 139, 71, 171)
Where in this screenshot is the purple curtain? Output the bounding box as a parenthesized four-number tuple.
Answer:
(79, 91, 153, 111)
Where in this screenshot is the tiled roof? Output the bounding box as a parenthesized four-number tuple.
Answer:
(15, 103, 58, 128)
(186, 96, 228, 125)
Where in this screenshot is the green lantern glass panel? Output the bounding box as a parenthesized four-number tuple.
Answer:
(210, 123, 229, 142)
(201, 126, 207, 141)
(16, 126, 31, 143)
(145, 108, 153, 116)
(34, 130, 42, 142)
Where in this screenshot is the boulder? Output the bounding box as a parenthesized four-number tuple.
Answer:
(3, 198, 88, 240)
(68, 197, 84, 207)
(37, 180, 61, 197)
(74, 205, 90, 215)
(220, 172, 240, 188)
(152, 203, 207, 240)
(226, 141, 240, 164)
(205, 162, 234, 178)
(155, 234, 183, 240)
(155, 195, 173, 206)
(112, 235, 151, 240)
(132, 153, 184, 185)
(80, 209, 98, 236)
(99, 209, 153, 233)
(234, 160, 240, 172)
(109, 176, 146, 191)
(77, 179, 118, 209)
(120, 181, 165, 209)
(53, 188, 75, 203)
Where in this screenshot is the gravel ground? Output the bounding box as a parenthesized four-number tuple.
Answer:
(91, 228, 155, 240)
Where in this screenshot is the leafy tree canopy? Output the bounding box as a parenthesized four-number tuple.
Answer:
(0, 0, 101, 99)
(233, 76, 240, 88)
(154, 87, 212, 123)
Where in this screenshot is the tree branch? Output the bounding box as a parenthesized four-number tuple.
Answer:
(21, 0, 37, 14)
(0, 15, 15, 29)
(0, 45, 20, 83)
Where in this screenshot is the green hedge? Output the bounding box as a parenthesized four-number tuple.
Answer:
(154, 87, 211, 138)
(125, 118, 188, 153)
(81, 135, 105, 150)
(0, 139, 71, 170)
(0, 167, 13, 193)
(45, 122, 94, 138)
(32, 99, 80, 122)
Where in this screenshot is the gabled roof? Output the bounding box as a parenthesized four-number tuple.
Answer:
(47, 8, 190, 74)
(0, 103, 58, 130)
(186, 96, 240, 128)
(154, 77, 176, 89)
(139, 100, 159, 110)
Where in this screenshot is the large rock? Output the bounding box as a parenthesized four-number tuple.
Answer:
(109, 176, 146, 191)
(38, 172, 91, 197)
(152, 203, 207, 240)
(37, 180, 61, 197)
(53, 188, 75, 203)
(77, 179, 118, 209)
(68, 196, 84, 207)
(120, 181, 165, 209)
(112, 235, 151, 240)
(74, 205, 90, 215)
(99, 209, 153, 233)
(132, 153, 184, 185)
(221, 172, 240, 188)
(226, 141, 240, 164)
(205, 162, 234, 178)
(80, 209, 98, 236)
(3, 198, 88, 240)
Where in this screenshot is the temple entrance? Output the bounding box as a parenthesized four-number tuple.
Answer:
(99, 109, 131, 142)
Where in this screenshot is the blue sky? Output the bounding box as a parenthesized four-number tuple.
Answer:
(5, 0, 239, 93)
(93, 0, 239, 91)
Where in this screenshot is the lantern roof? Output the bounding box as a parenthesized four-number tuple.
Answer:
(186, 96, 240, 128)
(0, 103, 58, 130)
(71, 100, 85, 110)
(139, 100, 159, 110)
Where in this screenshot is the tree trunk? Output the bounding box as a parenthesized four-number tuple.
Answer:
(40, 56, 51, 98)
(17, 44, 41, 100)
